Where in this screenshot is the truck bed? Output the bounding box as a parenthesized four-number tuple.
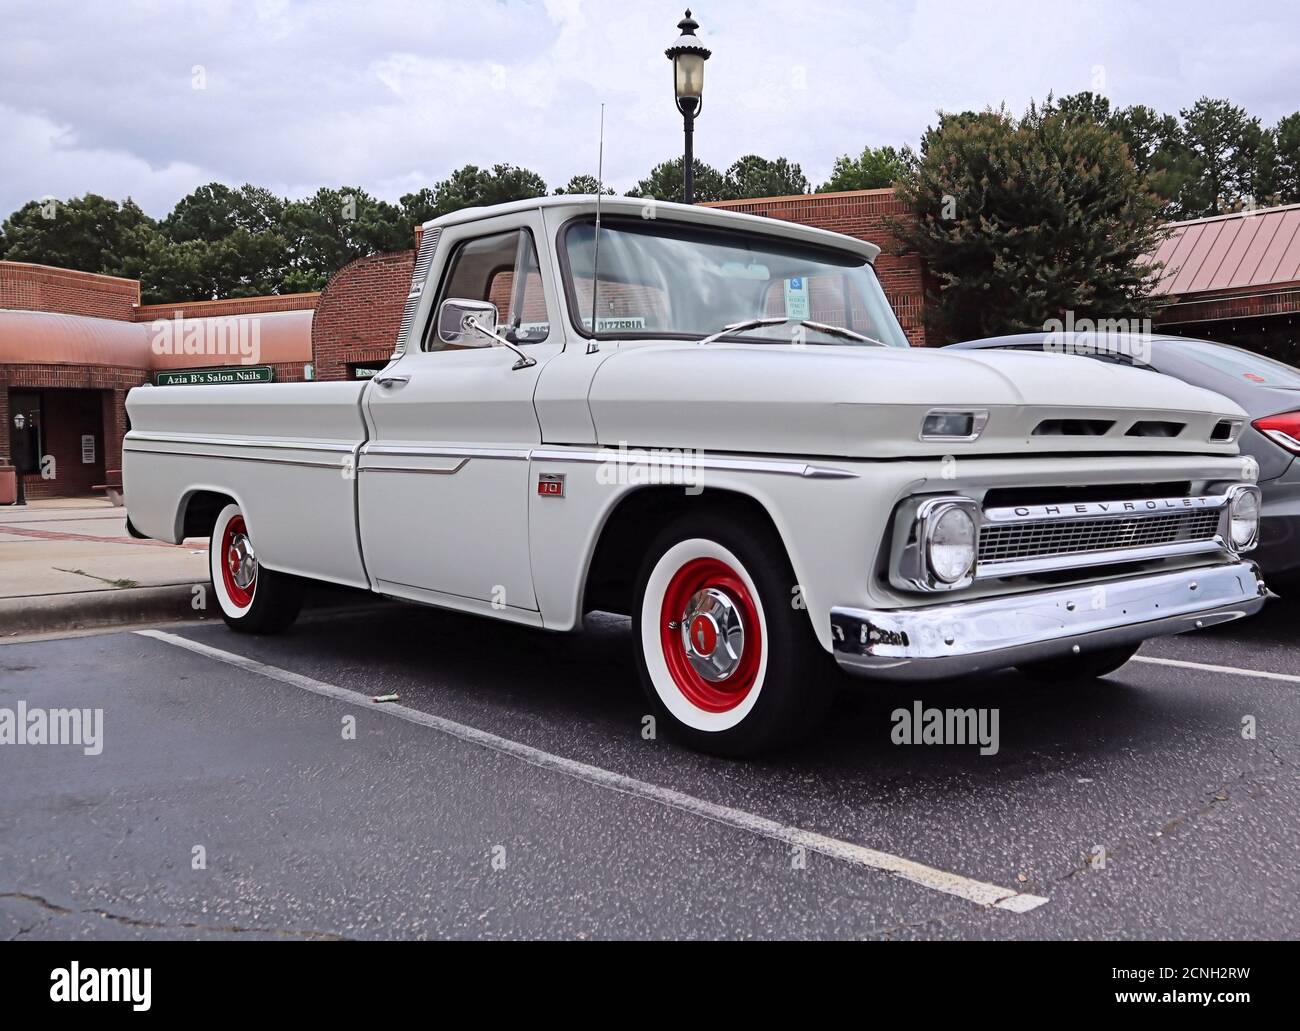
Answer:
(122, 381, 372, 588)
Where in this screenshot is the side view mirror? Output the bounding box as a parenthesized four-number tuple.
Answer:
(437, 298, 499, 348)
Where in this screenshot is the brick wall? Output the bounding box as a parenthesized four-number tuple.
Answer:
(703, 190, 928, 346)
(0, 262, 140, 321)
(311, 251, 414, 381)
(135, 293, 320, 322)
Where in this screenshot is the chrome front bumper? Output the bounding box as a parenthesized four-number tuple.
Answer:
(831, 561, 1267, 681)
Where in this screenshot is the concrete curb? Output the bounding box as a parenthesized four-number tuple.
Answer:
(0, 583, 210, 638)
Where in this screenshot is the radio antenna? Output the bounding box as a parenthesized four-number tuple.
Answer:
(587, 102, 605, 355)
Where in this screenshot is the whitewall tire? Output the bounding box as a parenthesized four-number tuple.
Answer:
(633, 513, 835, 756)
(209, 502, 303, 634)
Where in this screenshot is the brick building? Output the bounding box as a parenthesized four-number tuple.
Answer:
(0, 261, 314, 499)
(6, 189, 1300, 501)
(1148, 203, 1300, 365)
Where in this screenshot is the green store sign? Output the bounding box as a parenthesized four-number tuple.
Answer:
(156, 366, 274, 386)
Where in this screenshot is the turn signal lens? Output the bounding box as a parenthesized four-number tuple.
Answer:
(1253, 410, 1300, 455)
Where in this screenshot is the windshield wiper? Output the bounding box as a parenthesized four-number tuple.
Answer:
(697, 316, 888, 347)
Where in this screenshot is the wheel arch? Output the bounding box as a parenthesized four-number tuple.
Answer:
(581, 484, 811, 631)
(176, 486, 244, 542)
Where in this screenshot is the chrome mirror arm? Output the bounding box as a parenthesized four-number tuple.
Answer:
(464, 316, 538, 370)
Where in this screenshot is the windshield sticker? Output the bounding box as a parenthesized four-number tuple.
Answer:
(784, 277, 810, 321)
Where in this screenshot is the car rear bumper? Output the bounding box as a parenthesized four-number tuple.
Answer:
(830, 560, 1267, 681)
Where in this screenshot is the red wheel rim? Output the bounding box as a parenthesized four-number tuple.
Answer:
(220, 514, 256, 608)
(659, 556, 762, 713)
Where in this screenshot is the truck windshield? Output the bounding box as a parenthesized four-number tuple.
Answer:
(562, 217, 910, 347)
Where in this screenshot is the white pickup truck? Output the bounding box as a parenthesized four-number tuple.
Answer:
(124, 196, 1267, 755)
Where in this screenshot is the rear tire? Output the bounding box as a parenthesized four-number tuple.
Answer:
(209, 502, 303, 634)
(632, 513, 835, 757)
(1016, 642, 1140, 684)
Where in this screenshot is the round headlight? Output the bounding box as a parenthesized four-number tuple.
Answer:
(928, 505, 977, 583)
(1229, 488, 1260, 550)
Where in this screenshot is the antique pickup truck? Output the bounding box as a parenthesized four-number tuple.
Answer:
(123, 196, 1267, 755)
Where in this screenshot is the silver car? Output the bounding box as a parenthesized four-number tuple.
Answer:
(948, 333, 1300, 590)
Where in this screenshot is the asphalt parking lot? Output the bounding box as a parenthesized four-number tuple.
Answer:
(2, 589, 1297, 940)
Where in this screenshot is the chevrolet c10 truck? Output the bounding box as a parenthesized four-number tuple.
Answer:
(123, 196, 1267, 755)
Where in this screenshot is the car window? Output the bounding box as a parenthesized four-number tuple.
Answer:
(1171, 340, 1300, 388)
(425, 229, 549, 351)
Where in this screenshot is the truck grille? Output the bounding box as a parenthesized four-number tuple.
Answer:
(977, 505, 1223, 577)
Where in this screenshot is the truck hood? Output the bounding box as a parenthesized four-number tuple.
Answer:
(586, 342, 1248, 459)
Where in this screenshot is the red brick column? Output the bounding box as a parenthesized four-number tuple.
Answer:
(0, 381, 11, 466)
(311, 251, 416, 381)
(102, 388, 129, 476)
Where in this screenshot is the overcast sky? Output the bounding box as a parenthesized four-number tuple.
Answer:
(2, 0, 1298, 218)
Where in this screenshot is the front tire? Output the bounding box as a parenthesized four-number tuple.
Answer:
(209, 502, 303, 634)
(633, 515, 835, 757)
(1016, 642, 1140, 684)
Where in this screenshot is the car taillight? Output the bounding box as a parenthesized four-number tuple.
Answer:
(1253, 410, 1300, 455)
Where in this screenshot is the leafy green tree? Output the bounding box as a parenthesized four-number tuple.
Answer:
(817, 145, 907, 192)
(161, 183, 285, 242)
(632, 157, 729, 203)
(1043, 91, 1113, 125)
(1179, 97, 1264, 216)
(1259, 112, 1300, 205)
(1110, 105, 1200, 214)
(892, 103, 1166, 344)
(723, 155, 809, 198)
(421, 164, 548, 219)
(281, 186, 409, 291)
(553, 174, 614, 195)
(146, 183, 295, 299)
(0, 193, 156, 276)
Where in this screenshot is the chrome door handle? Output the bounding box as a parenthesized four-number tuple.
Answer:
(373, 374, 410, 387)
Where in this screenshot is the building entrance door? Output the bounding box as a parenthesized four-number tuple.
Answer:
(9, 391, 43, 475)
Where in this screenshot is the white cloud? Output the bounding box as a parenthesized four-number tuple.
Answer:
(0, 0, 1297, 218)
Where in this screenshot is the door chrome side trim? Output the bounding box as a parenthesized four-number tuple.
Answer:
(125, 432, 356, 454)
(528, 447, 857, 479)
(121, 445, 345, 470)
(359, 459, 469, 475)
(362, 444, 531, 461)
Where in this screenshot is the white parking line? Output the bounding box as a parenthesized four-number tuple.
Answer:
(136, 628, 1048, 914)
(1134, 655, 1300, 684)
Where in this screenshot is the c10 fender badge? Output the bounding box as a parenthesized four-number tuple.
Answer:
(538, 473, 565, 497)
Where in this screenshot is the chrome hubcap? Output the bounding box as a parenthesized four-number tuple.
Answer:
(679, 587, 745, 682)
(227, 534, 256, 590)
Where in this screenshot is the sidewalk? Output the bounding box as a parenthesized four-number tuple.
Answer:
(0, 497, 211, 637)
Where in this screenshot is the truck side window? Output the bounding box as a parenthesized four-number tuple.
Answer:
(425, 229, 549, 351)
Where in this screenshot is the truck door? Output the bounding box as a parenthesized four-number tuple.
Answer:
(360, 212, 563, 617)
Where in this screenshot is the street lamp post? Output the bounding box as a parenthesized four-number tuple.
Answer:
(665, 10, 711, 204)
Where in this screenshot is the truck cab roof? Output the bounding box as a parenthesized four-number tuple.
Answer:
(419, 194, 882, 263)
